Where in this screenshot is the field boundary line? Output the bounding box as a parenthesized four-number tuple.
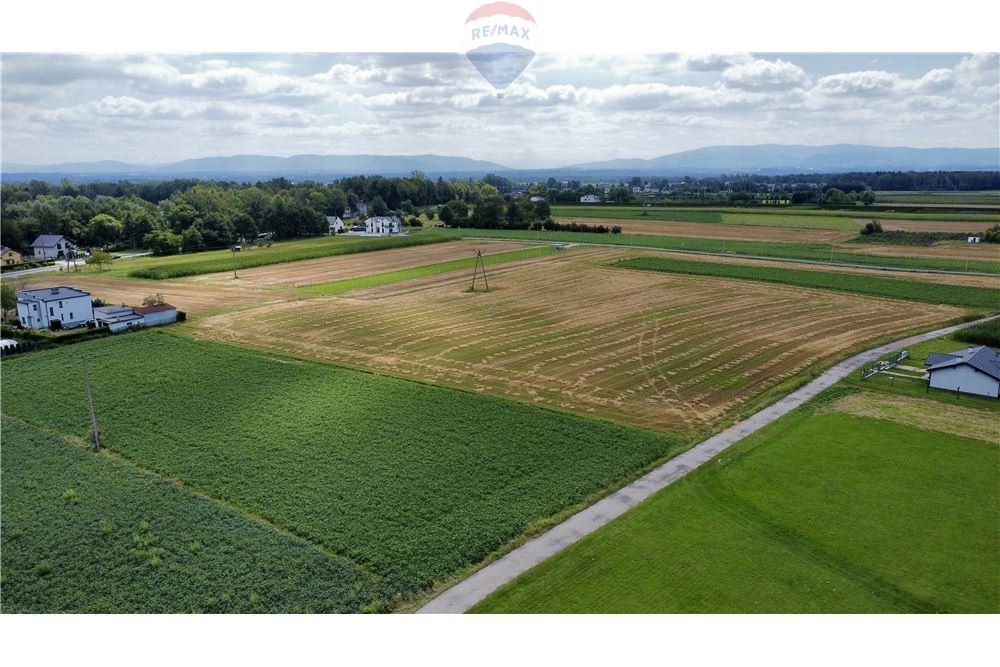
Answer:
(417, 313, 1000, 614)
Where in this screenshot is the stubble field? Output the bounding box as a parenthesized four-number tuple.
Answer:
(190, 248, 963, 433)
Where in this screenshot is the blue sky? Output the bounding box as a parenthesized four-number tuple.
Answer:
(2, 52, 997, 167)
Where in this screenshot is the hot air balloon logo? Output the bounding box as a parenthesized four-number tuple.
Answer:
(464, 2, 537, 90)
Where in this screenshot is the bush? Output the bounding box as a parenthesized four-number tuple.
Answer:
(860, 220, 884, 235)
(983, 224, 1000, 243)
(407, 216, 422, 227)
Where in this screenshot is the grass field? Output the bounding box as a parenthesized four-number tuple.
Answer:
(875, 191, 1000, 206)
(191, 248, 963, 433)
(121, 231, 458, 280)
(553, 206, 857, 230)
(1, 419, 387, 613)
(553, 204, 1000, 224)
(300, 245, 556, 294)
(454, 228, 1000, 273)
(473, 407, 1000, 613)
(1, 331, 683, 607)
(617, 256, 1000, 309)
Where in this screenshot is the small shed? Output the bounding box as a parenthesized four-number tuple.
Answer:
(134, 303, 178, 327)
(94, 305, 144, 333)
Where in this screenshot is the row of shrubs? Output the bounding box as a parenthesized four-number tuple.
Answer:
(0, 260, 55, 274)
(954, 319, 1000, 348)
(853, 230, 975, 246)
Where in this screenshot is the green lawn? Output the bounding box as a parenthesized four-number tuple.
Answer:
(1, 331, 682, 607)
(122, 231, 458, 279)
(616, 256, 1000, 309)
(300, 245, 556, 294)
(1, 419, 386, 613)
(454, 228, 1000, 273)
(474, 410, 1000, 613)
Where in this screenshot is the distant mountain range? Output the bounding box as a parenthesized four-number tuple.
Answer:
(4, 145, 998, 182)
(563, 144, 1000, 174)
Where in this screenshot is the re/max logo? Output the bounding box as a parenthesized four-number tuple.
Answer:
(470, 24, 531, 40)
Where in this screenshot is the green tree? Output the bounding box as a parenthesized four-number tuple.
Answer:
(438, 205, 455, 226)
(371, 196, 389, 216)
(182, 226, 205, 252)
(85, 250, 114, 271)
(1, 280, 20, 321)
(86, 213, 124, 247)
(860, 190, 876, 206)
(144, 229, 182, 256)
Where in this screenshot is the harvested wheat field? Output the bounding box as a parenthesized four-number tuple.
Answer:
(21, 274, 284, 316)
(556, 216, 851, 243)
(191, 248, 962, 433)
(837, 241, 1000, 262)
(186, 239, 531, 288)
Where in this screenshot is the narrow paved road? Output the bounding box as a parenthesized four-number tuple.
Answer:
(419, 314, 1000, 614)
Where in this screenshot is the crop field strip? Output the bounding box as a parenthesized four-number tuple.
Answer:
(300, 245, 557, 295)
(191, 249, 962, 432)
(553, 216, 854, 242)
(617, 256, 1000, 309)
(454, 228, 1000, 273)
(126, 231, 458, 279)
(187, 239, 532, 288)
(1, 332, 683, 609)
(552, 205, 1000, 224)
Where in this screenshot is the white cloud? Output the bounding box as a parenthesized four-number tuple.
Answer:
(815, 70, 900, 97)
(722, 59, 808, 91)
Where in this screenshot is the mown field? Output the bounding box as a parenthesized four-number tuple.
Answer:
(617, 256, 1000, 309)
(553, 206, 857, 230)
(191, 248, 963, 433)
(1, 419, 387, 613)
(0, 331, 683, 609)
(552, 204, 1000, 224)
(875, 191, 1000, 206)
(460, 228, 1000, 273)
(300, 245, 555, 294)
(473, 403, 1000, 613)
(120, 231, 458, 280)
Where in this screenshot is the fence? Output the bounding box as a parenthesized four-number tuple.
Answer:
(860, 349, 909, 380)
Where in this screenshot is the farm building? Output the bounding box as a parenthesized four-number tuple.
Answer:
(30, 235, 77, 260)
(579, 194, 600, 203)
(364, 216, 403, 235)
(16, 286, 94, 330)
(327, 216, 345, 234)
(134, 303, 179, 327)
(1, 245, 22, 265)
(94, 305, 145, 333)
(926, 346, 1000, 398)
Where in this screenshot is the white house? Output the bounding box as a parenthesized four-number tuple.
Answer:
(529, 196, 546, 203)
(327, 216, 345, 234)
(93, 305, 144, 333)
(134, 303, 179, 327)
(16, 286, 94, 330)
(579, 194, 600, 203)
(926, 346, 1000, 398)
(31, 235, 77, 260)
(364, 216, 402, 235)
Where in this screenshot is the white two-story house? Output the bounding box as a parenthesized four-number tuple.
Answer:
(31, 235, 77, 260)
(16, 286, 94, 330)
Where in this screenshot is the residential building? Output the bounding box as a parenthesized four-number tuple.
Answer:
(579, 194, 600, 203)
(364, 216, 402, 235)
(327, 216, 346, 234)
(30, 235, 77, 260)
(16, 286, 94, 330)
(926, 346, 1000, 398)
(1, 245, 22, 265)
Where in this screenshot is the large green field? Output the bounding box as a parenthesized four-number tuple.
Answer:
(454, 228, 1000, 273)
(474, 406, 1000, 613)
(1, 419, 385, 613)
(616, 256, 1000, 309)
(0, 332, 682, 610)
(875, 191, 1000, 206)
(123, 231, 458, 279)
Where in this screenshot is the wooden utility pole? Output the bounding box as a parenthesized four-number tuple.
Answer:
(80, 356, 100, 452)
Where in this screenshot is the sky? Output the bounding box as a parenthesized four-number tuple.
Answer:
(2, 52, 998, 168)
